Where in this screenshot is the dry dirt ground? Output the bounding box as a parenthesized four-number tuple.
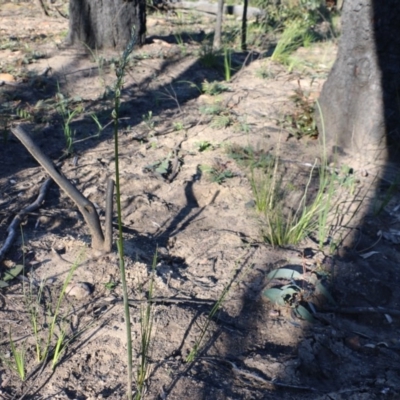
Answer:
(1, 2, 400, 399)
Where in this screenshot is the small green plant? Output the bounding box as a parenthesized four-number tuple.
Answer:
(0, 264, 24, 288)
(195, 141, 214, 152)
(83, 43, 107, 88)
(90, 113, 104, 137)
(1, 330, 26, 381)
(144, 153, 173, 178)
(200, 102, 234, 129)
(55, 89, 81, 154)
(104, 280, 118, 290)
(263, 265, 336, 323)
(211, 114, 233, 129)
(227, 145, 275, 170)
(173, 121, 184, 131)
(142, 110, 156, 132)
(201, 161, 235, 184)
(201, 80, 229, 96)
(174, 33, 187, 55)
(282, 82, 318, 139)
(236, 119, 251, 133)
(199, 103, 224, 116)
(15, 107, 33, 121)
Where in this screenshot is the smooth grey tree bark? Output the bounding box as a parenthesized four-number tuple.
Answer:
(316, 0, 400, 169)
(66, 0, 146, 50)
(213, 0, 224, 50)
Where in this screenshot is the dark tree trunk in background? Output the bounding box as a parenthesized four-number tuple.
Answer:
(317, 0, 400, 170)
(67, 0, 146, 50)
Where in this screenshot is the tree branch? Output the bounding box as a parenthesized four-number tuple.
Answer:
(11, 125, 108, 251)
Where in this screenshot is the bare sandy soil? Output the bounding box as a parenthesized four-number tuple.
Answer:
(1, 2, 400, 399)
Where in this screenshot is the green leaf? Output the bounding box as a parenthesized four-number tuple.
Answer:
(263, 288, 286, 306)
(155, 159, 169, 175)
(280, 283, 302, 291)
(294, 305, 316, 323)
(0, 281, 9, 288)
(3, 264, 24, 281)
(267, 268, 302, 281)
(315, 281, 337, 306)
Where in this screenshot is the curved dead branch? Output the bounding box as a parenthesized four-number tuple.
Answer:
(10, 125, 114, 252)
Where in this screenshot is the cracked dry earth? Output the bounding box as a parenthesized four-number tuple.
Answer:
(1, 2, 400, 399)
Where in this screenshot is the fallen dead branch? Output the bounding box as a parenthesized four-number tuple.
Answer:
(10, 125, 114, 253)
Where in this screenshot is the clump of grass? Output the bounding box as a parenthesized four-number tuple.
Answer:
(0, 330, 26, 381)
(201, 160, 235, 184)
(211, 114, 233, 129)
(199, 103, 224, 116)
(250, 158, 318, 246)
(25, 250, 83, 366)
(200, 102, 234, 129)
(201, 80, 229, 96)
(199, 46, 219, 69)
(271, 19, 315, 67)
(230, 140, 359, 248)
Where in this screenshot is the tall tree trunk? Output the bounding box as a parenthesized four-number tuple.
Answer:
(213, 0, 224, 50)
(317, 0, 400, 170)
(241, 0, 248, 51)
(66, 0, 146, 50)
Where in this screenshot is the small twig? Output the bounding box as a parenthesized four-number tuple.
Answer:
(0, 178, 52, 263)
(203, 357, 316, 391)
(322, 306, 400, 317)
(127, 297, 216, 306)
(356, 230, 382, 253)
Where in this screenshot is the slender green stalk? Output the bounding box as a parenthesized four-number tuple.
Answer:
(135, 252, 157, 400)
(186, 281, 231, 363)
(52, 328, 66, 370)
(9, 329, 26, 381)
(112, 30, 137, 400)
(224, 48, 232, 81)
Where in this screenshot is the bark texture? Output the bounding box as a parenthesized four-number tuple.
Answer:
(67, 0, 146, 50)
(317, 0, 400, 166)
